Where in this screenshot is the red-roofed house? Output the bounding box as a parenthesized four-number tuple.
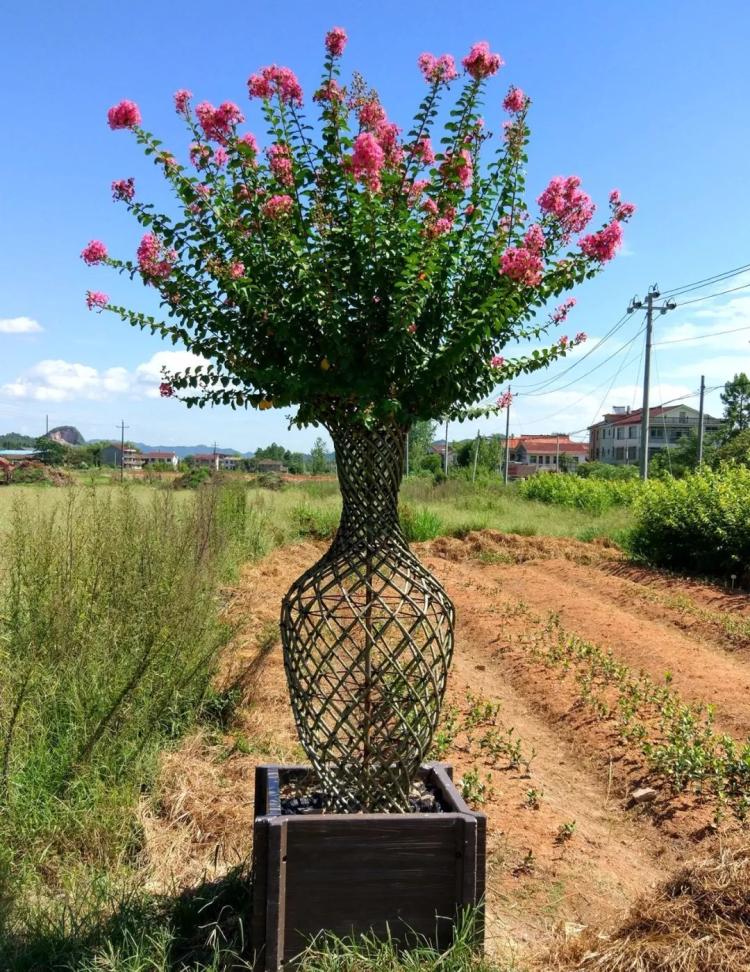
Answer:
(587, 403, 722, 466)
(507, 434, 588, 478)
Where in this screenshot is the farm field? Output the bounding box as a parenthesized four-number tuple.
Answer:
(133, 529, 750, 968)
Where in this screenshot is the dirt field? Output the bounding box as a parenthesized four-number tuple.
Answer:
(141, 531, 750, 966)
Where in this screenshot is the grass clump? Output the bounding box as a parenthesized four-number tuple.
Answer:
(0, 485, 245, 941)
(400, 503, 444, 542)
(518, 473, 641, 514)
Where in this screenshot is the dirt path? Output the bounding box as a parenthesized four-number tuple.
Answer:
(143, 532, 750, 963)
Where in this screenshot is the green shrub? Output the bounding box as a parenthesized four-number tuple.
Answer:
(399, 504, 444, 542)
(518, 473, 641, 514)
(172, 466, 213, 489)
(292, 503, 339, 540)
(629, 466, 750, 578)
(577, 461, 639, 480)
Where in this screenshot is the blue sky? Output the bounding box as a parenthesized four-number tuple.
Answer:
(2, 0, 749, 451)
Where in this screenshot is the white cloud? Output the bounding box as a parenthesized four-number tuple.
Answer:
(1, 351, 206, 403)
(657, 287, 750, 353)
(0, 316, 43, 334)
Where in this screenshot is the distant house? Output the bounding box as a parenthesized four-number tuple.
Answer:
(506, 434, 588, 479)
(430, 442, 455, 467)
(141, 450, 179, 469)
(0, 448, 41, 463)
(255, 458, 288, 474)
(191, 452, 241, 471)
(100, 444, 143, 470)
(588, 403, 723, 465)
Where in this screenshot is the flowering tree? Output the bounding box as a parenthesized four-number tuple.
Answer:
(83, 30, 633, 812)
(83, 30, 633, 429)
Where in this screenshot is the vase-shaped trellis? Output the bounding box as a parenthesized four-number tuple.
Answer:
(280, 422, 455, 812)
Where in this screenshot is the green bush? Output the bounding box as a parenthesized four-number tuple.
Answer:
(577, 461, 639, 480)
(629, 466, 750, 578)
(292, 503, 339, 540)
(0, 487, 239, 933)
(172, 466, 214, 489)
(399, 504, 444, 542)
(518, 473, 641, 514)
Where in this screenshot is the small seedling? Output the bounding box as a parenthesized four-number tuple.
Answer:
(459, 767, 494, 807)
(555, 820, 577, 844)
(514, 848, 536, 876)
(524, 787, 543, 809)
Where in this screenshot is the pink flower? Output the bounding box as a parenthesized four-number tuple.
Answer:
(497, 389, 513, 409)
(325, 26, 348, 57)
(421, 197, 439, 216)
(137, 233, 177, 280)
(375, 119, 403, 165)
(359, 98, 386, 130)
(426, 216, 453, 237)
(503, 86, 527, 113)
(159, 382, 174, 398)
(314, 79, 345, 104)
(407, 323, 417, 334)
(107, 100, 141, 130)
(195, 183, 211, 198)
(491, 355, 505, 368)
(263, 194, 294, 218)
(247, 66, 303, 106)
(414, 136, 435, 166)
(158, 152, 178, 171)
(462, 42, 504, 80)
(417, 52, 459, 83)
(610, 190, 636, 222)
(81, 240, 108, 265)
(551, 297, 576, 324)
(350, 131, 385, 190)
(228, 261, 245, 279)
(111, 178, 135, 202)
(195, 101, 244, 143)
(86, 290, 108, 311)
(174, 89, 192, 115)
(558, 335, 569, 348)
(238, 132, 259, 155)
(500, 247, 544, 287)
(538, 175, 595, 235)
(523, 223, 545, 253)
(575, 331, 587, 343)
(214, 147, 228, 167)
(405, 178, 430, 205)
(579, 220, 623, 262)
(267, 143, 294, 186)
(440, 149, 473, 189)
(190, 143, 211, 168)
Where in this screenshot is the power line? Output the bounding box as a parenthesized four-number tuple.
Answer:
(674, 282, 750, 307)
(654, 323, 750, 346)
(661, 261, 750, 298)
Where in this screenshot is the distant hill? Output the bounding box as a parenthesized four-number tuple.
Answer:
(48, 425, 85, 446)
(132, 442, 250, 458)
(0, 432, 37, 449)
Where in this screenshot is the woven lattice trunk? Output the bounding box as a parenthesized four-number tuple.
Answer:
(280, 422, 455, 812)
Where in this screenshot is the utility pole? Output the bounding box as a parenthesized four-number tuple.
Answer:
(443, 418, 449, 476)
(471, 432, 481, 483)
(697, 374, 706, 467)
(503, 387, 511, 485)
(212, 440, 218, 472)
(117, 420, 129, 482)
(45, 414, 49, 435)
(627, 286, 676, 480)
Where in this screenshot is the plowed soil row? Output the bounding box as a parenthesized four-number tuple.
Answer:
(142, 531, 750, 965)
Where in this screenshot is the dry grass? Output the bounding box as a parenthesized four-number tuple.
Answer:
(551, 847, 750, 971)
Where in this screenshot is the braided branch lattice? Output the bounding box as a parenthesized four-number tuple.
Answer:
(280, 422, 455, 812)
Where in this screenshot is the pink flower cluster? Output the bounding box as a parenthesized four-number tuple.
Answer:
(190, 143, 211, 168)
(609, 189, 636, 221)
(413, 137, 435, 166)
(538, 175, 595, 235)
(551, 297, 576, 324)
(137, 233, 177, 280)
(267, 144, 294, 186)
(462, 42, 503, 80)
(350, 131, 385, 190)
(575, 331, 587, 343)
(523, 223, 545, 253)
(174, 89, 192, 115)
(425, 216, 453, 238)
(497, 389, 513, 409)
(238, 132, 259, 155)
(263, 194, 294, 219)
(500, 246, 544, 287)
(195, 101, 244, 143)
(107, 100, 141, 130)
(440, 149, 473, 189)
(417, 52, 458, 83)
(81, 240, 108, 265)
(248, 66, 303, 106)
(503, 86, 527, 113)
(491, 355, 505, 368)
(214, 147, 228, 167)
(314, 79, 345, 104)
(359, 98, 386, 129)
(579, 220, 623, 262)
(228, 261, 245, 279)
(111, 178, 135, 202)
(159, 382, 174, 398)
(325, 26, 348, 57)
(86, 290, 108, 311)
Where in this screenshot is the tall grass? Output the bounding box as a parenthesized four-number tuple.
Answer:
(0, 485, 250, 941)
(517, 473, 641, 514)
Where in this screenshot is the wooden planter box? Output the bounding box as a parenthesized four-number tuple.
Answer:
(251, 763, 486, 970)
